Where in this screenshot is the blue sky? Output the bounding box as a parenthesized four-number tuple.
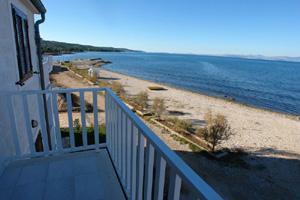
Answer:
(40, 0, 300, 57)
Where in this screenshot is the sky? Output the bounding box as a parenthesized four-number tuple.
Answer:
(40, 0, 300, 57)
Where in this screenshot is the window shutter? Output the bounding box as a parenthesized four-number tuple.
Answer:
(12, 8, 24, 80)
(11, 5, 33, 82)
(16, 15, 27, 78)
(23, 20, 32, 74)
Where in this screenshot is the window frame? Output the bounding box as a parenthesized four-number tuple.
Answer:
(11, 5, 33, 85)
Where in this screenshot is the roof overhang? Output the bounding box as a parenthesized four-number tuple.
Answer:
(30, 0, 46, 14)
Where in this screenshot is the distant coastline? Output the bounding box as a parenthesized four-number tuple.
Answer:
(41, 40, 140, 55)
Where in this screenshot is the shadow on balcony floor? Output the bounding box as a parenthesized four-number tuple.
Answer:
(0, 149, 125, 200)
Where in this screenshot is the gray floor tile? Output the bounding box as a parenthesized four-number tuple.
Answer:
(44, 178, 74, 200)
(72, 156, 98, 175)
(0, 167, 21, 189)
(74, 174, 105, 200)
(0, 188, 13, 200)
(11, 181, 45, 200)
(75, 173, 125, 200)
(17, 163, 48, 186)
(47, 159, 73, 181)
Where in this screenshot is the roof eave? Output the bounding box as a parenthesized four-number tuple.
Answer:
(30, 0, 46, 14)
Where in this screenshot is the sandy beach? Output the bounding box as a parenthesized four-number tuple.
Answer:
(99, 68, 300, 158)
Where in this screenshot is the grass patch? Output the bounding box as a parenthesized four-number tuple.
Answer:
(165, 117, 194, 133)
(188, 143, 204, 152)
(170, 134, 189, 145)
(170, 134, 204, 152)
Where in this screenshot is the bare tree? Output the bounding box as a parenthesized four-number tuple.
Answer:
(202, 112, 233, 152)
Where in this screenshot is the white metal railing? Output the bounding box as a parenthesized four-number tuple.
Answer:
(43, 56, 53, 89)
(0, 88, 106, 161)
(0, 87, 222, 200)
(105, 89, 223, 200)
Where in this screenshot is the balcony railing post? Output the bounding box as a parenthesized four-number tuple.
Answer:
(143, 140, 155, 200)
(66, 92, 75, 149)
(93, 91, 99, 147)
(130, 126, 138, 200)
(22, 95, 35, 156)
(126, 117, 132, 193)
(168, 170, 182, 200)
(121, 111, 126, 183)
(105, 92, 110, 150)
(37, 93, 50, 155)
(112, 101, 117, 162)
(116, 107, 120, 171)
(154, 155, 167, 200)
(51, 92, 63, 152)
(7, 95, 21, 158)
(79, 91, 87, 147)
(136, 132, 145, 200)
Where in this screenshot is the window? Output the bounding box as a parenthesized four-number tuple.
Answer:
(11, 5, 33, 84)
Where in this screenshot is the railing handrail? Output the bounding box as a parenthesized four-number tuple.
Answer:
(105, 88, 223, 200)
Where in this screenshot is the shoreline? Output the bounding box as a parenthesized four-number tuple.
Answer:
(101, 67, 299, 120)
(99, 68, 300, 157)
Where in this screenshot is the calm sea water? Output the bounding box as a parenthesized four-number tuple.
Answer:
(54, 52, 300, 115)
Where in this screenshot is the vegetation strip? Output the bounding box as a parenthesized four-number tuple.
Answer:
(150, 118, 208, 152)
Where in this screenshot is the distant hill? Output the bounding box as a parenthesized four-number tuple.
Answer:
(224, 54, 300, 63)
(41, 40, 137, 55)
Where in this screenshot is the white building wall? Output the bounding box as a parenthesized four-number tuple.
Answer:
(0, 0, 44, 172)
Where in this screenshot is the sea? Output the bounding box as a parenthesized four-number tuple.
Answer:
(53, 51, 300, 116)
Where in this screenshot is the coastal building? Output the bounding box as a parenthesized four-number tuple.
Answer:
(0, 0, 51, 172)
(0, 0, 222, 199)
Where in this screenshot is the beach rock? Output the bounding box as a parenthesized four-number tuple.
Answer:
(224, 95, 235, 102)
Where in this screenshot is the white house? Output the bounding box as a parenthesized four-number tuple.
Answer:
(0, 0, 49, 171)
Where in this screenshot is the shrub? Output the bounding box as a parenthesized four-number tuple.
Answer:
(132, 91, 149, 110)
(111, 81, 125, 97)
(168, 117, 193, 133)
(73, 118, 81, 132)
(202, 113, 233, 152)
(60, 124, 106, 146)
(151, 97, 166, 119)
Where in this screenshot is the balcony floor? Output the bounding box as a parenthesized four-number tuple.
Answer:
(0, 149, 125, 200)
